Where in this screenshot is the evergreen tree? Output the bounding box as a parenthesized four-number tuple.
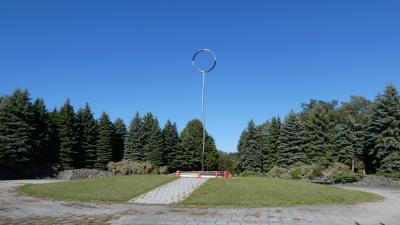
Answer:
(47, 108, 60, 167)
(257, 121, 270, 172)
(58, 99, 78, 170)
(75, 108, 84, 168)
(204, 134, 219, 170)
(303, 105, 335, 166)
(277, 112, 307, 167)
(95, 112, 114, 169)
(264, 117, 281, 171)
(366, 84, 400, 173)
(162, 120, 180, 170)
(179, 119, 219, 170)
(76, 104, 98, 168)
(0, 89, 35, 169)
(237, 120, 263, 172)
(142, 113, 164, 165)
(32, 98, 51, 168)
(113, 118, 126, 162)
(333, 116, 363, 171)
(124, 113, 144, 161)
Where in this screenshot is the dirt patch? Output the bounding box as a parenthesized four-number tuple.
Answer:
(246, 211, 262, 218)
(169, 208, 188, 213)
(190, 210, 223, 216)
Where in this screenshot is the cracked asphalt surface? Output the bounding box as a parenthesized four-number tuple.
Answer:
(0, 179, 399, 225)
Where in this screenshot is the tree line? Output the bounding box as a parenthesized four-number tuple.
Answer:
(0, 89, 219, 175)
(238, 84, 400, 174)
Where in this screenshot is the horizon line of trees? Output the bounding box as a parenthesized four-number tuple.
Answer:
(2, 84, 400, 176)
(238, 84, 400, 174)
(0, 89, 219, 174)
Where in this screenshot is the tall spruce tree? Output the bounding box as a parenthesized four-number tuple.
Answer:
(113, 118, 126, 162)
(277, 112, 307, 167)
(303, 105, 335, 166)
(257, 121, 270, 172)
(76, 104, 98, 168)
(179, 119, 219, 170)
(142, 113, 164, 165)
(75, 108, 84, 168)
(32, 98, 51, 168)
(95, 112, 114, 169)
(237, 120, 263, 172)
(204, 134, 219, 170)
(264, 117, 281, 171)
(333, 116, 363, 171)
(0, 89, 35, 169)
(58, 99, 78, 170)
(47, 108, 60, 167)
(124, 113, 144, 161)
(366, 84, 400, 173)
(162, 120, 180, 170)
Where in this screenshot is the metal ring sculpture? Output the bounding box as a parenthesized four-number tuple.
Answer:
(192, 49, 217, 74)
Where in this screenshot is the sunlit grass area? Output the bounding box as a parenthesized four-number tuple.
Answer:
(18, 175, 176, 203)
(181, 177, 383, 207)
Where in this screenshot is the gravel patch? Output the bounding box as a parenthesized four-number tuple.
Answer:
(345, 175, 400, 188)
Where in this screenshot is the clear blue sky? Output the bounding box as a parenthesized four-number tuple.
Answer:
(1, 1, 399, 152)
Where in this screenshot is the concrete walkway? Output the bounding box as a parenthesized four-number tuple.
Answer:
(130, 177, 208, 204)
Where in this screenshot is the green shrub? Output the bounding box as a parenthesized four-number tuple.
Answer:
(322, 162, 350, 179)
(267, 166, 287, 178)
(333, 171, 363, 183)
(158, 166, 169, 175)
(107, 161, 157, 175)
(288, 165, 314, 179)
(310, 164, 325, 178)
(355, 161, 365, 173)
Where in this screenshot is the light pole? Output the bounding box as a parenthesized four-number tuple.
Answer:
(192, 49, 217, 171)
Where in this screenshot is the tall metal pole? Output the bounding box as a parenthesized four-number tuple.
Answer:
(192, 49, 216, 172)
(201, 71, 206, 172)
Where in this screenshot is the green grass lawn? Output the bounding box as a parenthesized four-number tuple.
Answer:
(18, 175, 176, 203)
(181, 177, 383, 207)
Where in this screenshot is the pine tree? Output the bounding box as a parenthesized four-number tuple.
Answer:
(264, 117, 281, 171)
(58, 99, 78, 170)
(333, 116, 363, 171)
(142, 113, 164, 165)
(95, 112, 114, 169)
(303, 105, 335, 166)
(366, 84, 400, 173)
(237, 120, 263, 172)
(257, 121, 270, 172)
(76, 104, 98, 168)
(277, 112, 307, 167)
(179, 119, 219, 170)
(113, 118, 126, 162)
(32, 98, 51, 168)
(75, 108, 84, 168)
(162, 120, 180, 170)
(47, 108, 60, 167)
(204, 134, 219, 170)
(0, 89, 35, 169)
(124, 113, 144, 161)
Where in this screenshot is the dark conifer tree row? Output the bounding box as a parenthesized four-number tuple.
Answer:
(237, 84, 400, 174)
(0, 89, 219, 175)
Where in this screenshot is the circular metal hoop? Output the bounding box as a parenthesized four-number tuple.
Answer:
(192, 49, 217, 73)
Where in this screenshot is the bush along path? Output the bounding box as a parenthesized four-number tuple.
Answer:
(130, 178, 208, 204)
